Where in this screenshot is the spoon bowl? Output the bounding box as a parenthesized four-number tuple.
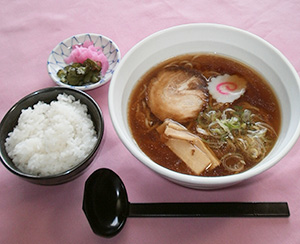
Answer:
(83, 168, 129, 237)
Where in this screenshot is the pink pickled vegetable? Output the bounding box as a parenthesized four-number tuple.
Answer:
(65, 41, 109, 76)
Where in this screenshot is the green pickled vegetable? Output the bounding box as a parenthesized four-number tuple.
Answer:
(57, 59, 102, 86)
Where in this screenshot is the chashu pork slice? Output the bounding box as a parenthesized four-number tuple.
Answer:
(157, 119, 220, 175)
(147, 68, 208, 123)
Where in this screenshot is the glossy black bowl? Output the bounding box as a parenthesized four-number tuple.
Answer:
(0, 87, 104, 185)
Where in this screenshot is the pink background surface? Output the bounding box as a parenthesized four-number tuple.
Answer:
(1, 1, 300, 243)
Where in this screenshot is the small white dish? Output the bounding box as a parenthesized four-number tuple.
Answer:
(47, 33, 121, 91)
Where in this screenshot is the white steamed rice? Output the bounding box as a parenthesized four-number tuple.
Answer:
(5, 93, 97, 176)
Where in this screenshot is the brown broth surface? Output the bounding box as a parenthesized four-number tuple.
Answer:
(128, 54, 281, 176)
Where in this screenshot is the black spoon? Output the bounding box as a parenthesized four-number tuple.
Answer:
(82, 168, 290, 238)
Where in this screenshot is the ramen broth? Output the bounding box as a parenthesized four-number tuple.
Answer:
(128, 54, 281, 176)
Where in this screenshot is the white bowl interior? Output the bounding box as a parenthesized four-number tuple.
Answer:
(109, 24, 300, 189)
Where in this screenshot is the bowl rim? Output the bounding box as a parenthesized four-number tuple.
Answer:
(47, 33, 121, 91)
(0, 86, 104, 183)
(109, 23, 300, 187)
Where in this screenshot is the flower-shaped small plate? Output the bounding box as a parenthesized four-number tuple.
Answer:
(47, 33, 121, 90)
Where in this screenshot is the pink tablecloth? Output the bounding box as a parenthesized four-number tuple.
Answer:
(1, 1, 300, 243)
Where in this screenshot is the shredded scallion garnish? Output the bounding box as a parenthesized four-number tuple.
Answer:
(196, 104, 277, 172)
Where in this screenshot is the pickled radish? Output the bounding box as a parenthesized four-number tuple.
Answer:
(65, 41, 109, 76)
(208, 74, 247, 103)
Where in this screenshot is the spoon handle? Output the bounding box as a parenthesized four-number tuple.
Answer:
(129, 202, 289, 218)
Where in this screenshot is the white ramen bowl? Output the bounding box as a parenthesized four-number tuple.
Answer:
(109, 23, 300, 189)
